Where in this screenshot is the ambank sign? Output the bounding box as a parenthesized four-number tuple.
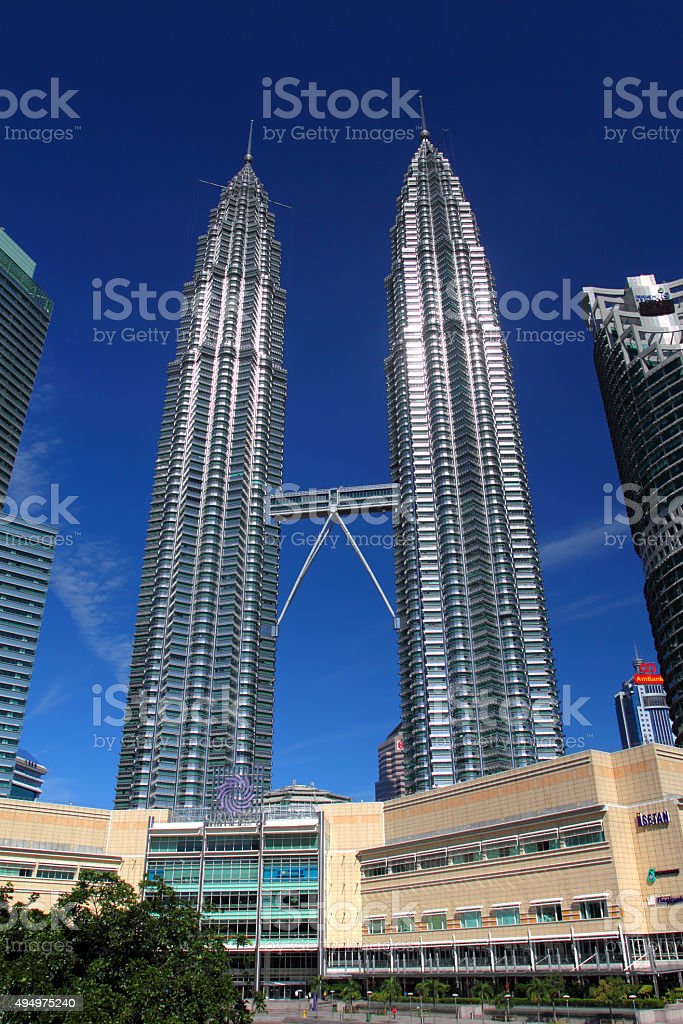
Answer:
(635, 661, 665, 685)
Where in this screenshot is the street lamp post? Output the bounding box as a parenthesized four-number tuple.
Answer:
(296, 990, 302, 1017)
(563, 995, 570, 1024)
(505, 994, 511, 1024)
(454, 995, 459, 1021)
(408, 993, 413, 1023)
(629, 995, 637, 1018)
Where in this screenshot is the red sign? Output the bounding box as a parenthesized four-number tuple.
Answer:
(635, 662, 664, 685)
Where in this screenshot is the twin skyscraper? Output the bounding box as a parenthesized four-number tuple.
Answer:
(114, 126, 564, 810)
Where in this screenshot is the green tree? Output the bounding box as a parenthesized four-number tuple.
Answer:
(547, 974, 565, 1020)
(310, 976, 326, 999)
(472, 980, 495, 1020)
(590, 977, 632, 1022)
(527, 978, 551, 1023)
(0, 871, 252, 1024)
(377, 978, 403, 1010)
(253, 990, 267, 1013)
(340, 981, 363, 1013)
(416, 980, 449, 1012)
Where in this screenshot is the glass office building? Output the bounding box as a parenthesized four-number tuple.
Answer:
(385, 130, 563, 790)
(146, 810, 320, 996)
(0, 229, 53, 506)
(0, 518, 56, 797)
(0, 230, 55, 799)
(115, 148, 287, 808)
(585, 275, 683, 745)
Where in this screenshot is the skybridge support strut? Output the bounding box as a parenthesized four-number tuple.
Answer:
(275, 512, 397, 632)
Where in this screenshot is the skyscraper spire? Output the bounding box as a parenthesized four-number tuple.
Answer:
(244, 118, 254, 163)
(418, 95, 430, 140)
(386, 138, 563, 791)
(116, 149, 287, 809)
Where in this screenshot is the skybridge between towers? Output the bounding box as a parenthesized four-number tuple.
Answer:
(267, 484, 400, 633)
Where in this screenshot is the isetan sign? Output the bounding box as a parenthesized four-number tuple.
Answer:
(636, 810, 670, 828)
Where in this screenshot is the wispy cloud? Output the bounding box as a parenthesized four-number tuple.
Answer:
(552, 591, 641, 625)
(51, 541, 133, 684)
(26, 682, 71, 720)
(540, 523, 627, 568)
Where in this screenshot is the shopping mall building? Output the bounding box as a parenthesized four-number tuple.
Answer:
(2, 746, 683, 994)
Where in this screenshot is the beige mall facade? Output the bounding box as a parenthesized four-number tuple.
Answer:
(1, 746, 683, 992)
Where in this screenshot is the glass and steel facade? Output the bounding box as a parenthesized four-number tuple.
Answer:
(115, 154, 287, 808)
(0, 229, 53, 506)
(585, 275, 683, 744)
(145, 813, 320, 995)
(386, 134, 563, 790)
(0, 518, 56, 797)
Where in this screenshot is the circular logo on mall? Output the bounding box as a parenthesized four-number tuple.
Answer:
(216, 774, 255, 814)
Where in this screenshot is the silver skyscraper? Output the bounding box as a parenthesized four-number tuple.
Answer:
(116, 145, 286, 808)
(385, 129, 563, 790)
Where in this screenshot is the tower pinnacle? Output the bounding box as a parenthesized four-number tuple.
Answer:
(419, 95, 430, 141)
(244, 119, 254, 163)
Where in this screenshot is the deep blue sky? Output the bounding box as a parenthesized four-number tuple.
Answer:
(1, 1, 680, 806)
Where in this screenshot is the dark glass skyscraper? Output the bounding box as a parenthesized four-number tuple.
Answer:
(585, 274, 683, 745)
(385, 131, 563, 791)
(115, 150, 287, 808)
(0, 229, 55, 798)
(0, 229, 53, 505)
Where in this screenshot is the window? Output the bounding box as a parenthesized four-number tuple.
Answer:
(562, 825, 605, 848)
(206, 835, 259, 852)
(486, 844, 519, 860)
(578, 899, 608, 920)
(35, 867, 76, 881)
(451, 847, 482, 865)
(367, 918, 385, 935)
(535, 903, 562, 923)
(390, 859, 416, 874)
(149, 835, 202, 853)
(419, 854, 447, 870)
(264, 833, 318, 850)
(495, 907, 520, 926)
(0, 863, 33, 877)
(395, 915, 415, 933)
(424, 912, 447, 931)
(522, 837, 560, 855)
(459, 910, 482, 929)
(362, 864, 387, 878)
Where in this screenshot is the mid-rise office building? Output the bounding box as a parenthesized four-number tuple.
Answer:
(585, 276, 683, 745)
(386, 128, 563, 790)
(115, 144, 287, 808)
(375, 724, 405, 801)
(0, 228, 53, 505)
(616, 655, 676, 748)
(9, 748, 47, 801)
